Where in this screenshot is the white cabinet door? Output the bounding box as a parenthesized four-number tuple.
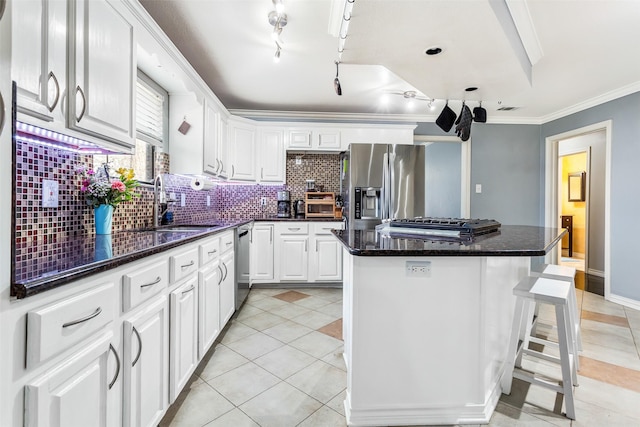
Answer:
(219, 250, 236, 326)
(169, 276, 198, 402)
(12, 0, 67, 122)
(169, 94, 204, 175)
(68, 0, 135, 147)
(203, 101, 220, 175)
(316, 129, 341, 150)
(250, 224, 274, 281)
(288, 130, 312, 149)
(228, 120, 256, 181)
(25, 332, 119, 427)
(218, 116, 229, 178)
(198, 261, 221, 358)
(123, 296, 169, 427)
(279, 236, 309, 281)
(312, 236, 343, 281)
(258, 128, 285, 183)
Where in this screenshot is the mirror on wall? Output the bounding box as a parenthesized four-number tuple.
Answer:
(568, 171, 586, 202)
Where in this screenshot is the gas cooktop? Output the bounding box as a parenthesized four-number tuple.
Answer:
(377, 217, 501, 240)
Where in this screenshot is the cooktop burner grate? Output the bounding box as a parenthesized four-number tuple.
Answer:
(384, 217, 501, 238)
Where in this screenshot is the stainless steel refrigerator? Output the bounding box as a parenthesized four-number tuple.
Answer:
(341, 143, 425, 229)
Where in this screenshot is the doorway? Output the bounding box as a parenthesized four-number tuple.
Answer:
(545, 121, 610, 297)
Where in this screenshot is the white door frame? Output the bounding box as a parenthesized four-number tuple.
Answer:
(544, 120, 611, 298)
(414, 135, 471, 218)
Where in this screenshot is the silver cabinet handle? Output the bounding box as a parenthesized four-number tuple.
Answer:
(226, 241, 232, 247)
(269, 227, 272, 243)
(231, 165, 235, 178)
(0, 88, 4, 136)
(305, 240, 308, 252)
(222, 262, 228, 281)
(181, 260, 195, 269)
(217, 265, 224, 285)
(261, 167, 264, 179)
(220, 160, 225, 175)
(62, 307, 102, 328)
(47, 71, 60, 113)
(75, 85, 86, 122)
(215, 159, 221, 175)
(208, 249, 218, 255)
(316, 240, 318, 252)
(132, 326, 142, 367)
(108, 343, 120, 390)
(140, 276, 161, 288)
(181, 285, 195, 295)
(288, 227, 300, 231)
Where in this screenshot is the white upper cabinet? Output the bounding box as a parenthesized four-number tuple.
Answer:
(12, 0, 67, 123)
(203, 100, 220, 175)
(228, 118, 256, 181)
(169, 94, 205, 175)
(68, 0, 135, 148)
(287, 127, 342, 151)
(258, 128, 285, 183)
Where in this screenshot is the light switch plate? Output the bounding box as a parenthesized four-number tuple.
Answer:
(42, 179, 59, 208)
(475, 184, 482, 193)
(180, 193, 186, 207)
(206, 195, 210, 206)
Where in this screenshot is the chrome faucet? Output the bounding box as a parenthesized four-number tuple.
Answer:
(153, 174, 169, 227)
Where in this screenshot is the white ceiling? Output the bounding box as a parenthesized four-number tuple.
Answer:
(138, 0, 640, 124)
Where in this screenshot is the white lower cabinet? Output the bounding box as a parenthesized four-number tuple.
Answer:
(279, 236, 309, 281)
(24, 331, 119, 427)
(250, 223, 274, 282)
(169, 275, 199, 402)
(312, 235, 343, 281)
(219, 249, 236, 326)
(123, 296, 169, 427)
(198, 260, 221, 359)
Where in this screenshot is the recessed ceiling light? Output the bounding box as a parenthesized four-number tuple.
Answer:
(465, 87, 478, 92)
(425, 47, 442, 56)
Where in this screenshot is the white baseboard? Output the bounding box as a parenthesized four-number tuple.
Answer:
(607, 294, 640, 311)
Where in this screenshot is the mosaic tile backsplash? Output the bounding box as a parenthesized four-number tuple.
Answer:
(14, 144, 340, 243)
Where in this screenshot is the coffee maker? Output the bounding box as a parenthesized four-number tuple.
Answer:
(277, 191, 291, 218)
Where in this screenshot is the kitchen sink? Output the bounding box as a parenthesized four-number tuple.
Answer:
(131, 224, 221, 233)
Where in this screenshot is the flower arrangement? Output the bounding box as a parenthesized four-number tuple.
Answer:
(76, 163, 139, 208)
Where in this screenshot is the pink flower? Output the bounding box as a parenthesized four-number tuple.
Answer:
(87, 169, 95, 175)
(82, 179, 91, 187)
(81, 186, 88, 192)
(111, 180, 126, 192)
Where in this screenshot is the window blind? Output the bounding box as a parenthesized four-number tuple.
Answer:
(136, 76, 165, 146)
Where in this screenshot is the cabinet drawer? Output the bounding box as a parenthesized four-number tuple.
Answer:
(313, 222, 344, 235)
(26, 282, 115, 367)
(200, 236, 221, 267)
(122, 259, 169, 312)
(220, 231, 234, 253)
(170, 247, 199, 283)
(277, 223, 309, 235)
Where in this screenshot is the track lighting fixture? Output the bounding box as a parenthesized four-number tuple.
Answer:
(268, 1, 287, 62)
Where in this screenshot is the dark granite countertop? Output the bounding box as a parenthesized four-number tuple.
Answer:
(332, 225, 566, 257)
(12, 220, 251, 299)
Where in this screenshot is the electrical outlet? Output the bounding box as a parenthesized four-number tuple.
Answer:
(180, 193, 186, 207)
(261, 197, 267, 206)
(406, 261, 431, 277)
(475, 184, 482, 193)
(42, 179, 59, 208)
(295, 156, 302, 165)
(206, 195, 211, 206)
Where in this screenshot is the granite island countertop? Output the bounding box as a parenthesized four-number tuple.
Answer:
(12, 219, 251, 299)
(333, 225, 566, 257)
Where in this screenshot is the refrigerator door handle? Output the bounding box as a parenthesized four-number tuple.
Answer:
(381, 152, 389, 220)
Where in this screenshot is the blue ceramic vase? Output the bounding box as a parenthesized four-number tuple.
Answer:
(94, 204, 114, 235)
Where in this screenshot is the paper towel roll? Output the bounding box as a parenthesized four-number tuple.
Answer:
(190, 177, 214, 191)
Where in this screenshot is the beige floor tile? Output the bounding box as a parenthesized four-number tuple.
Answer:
(321, 346, 346, 371)
(235, 304, 266, 321)
(238, 311, 288, 331)
(253, 345, 316, 379)
(313, 301, 343, 318)
(572, 375, 640, 419)
(325, 389, 346, 416)
(317, 318, 343, 340)
(289, 331, 344, 359)
(159, 382, 234, 427)
(267, 302, 312, 320)
(489, 402, 560, 426)
(624, 306, 640, 330)
(225, 331, 284, 360)
(581, 309, 629, 327)
(580, 319, 636, 352)
(291, 310, 338, 329)
(245, 290, 270, 303)
(578, 339, 640, 371)
(293, 295, 334, 310)
(262, 320, 314, 343)
(239, 382, 323, 427)
(199, 344, 250, 381)
(217, 320, 259, 344)
(302, 287, 343, 303)
(248, 295, 290, 312)
(273, 290, 311, 303)
(298, 405, 347, 427)
(207, 362, 280, 406)
(204, 408, 259, 427)
(250, 287, 288, 297)
(581, 292, 627, 317)
(286, 360, 347, 403)
(578, 355, 640, 393)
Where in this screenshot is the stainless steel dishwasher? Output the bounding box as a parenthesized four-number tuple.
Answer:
(235, 222, 252, 309)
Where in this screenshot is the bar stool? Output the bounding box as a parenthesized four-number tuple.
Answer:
(530, 264, 582, 367)
(503, 276, 577, 420)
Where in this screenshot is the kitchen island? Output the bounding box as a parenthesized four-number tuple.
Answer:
(332, 225, 565, 426)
